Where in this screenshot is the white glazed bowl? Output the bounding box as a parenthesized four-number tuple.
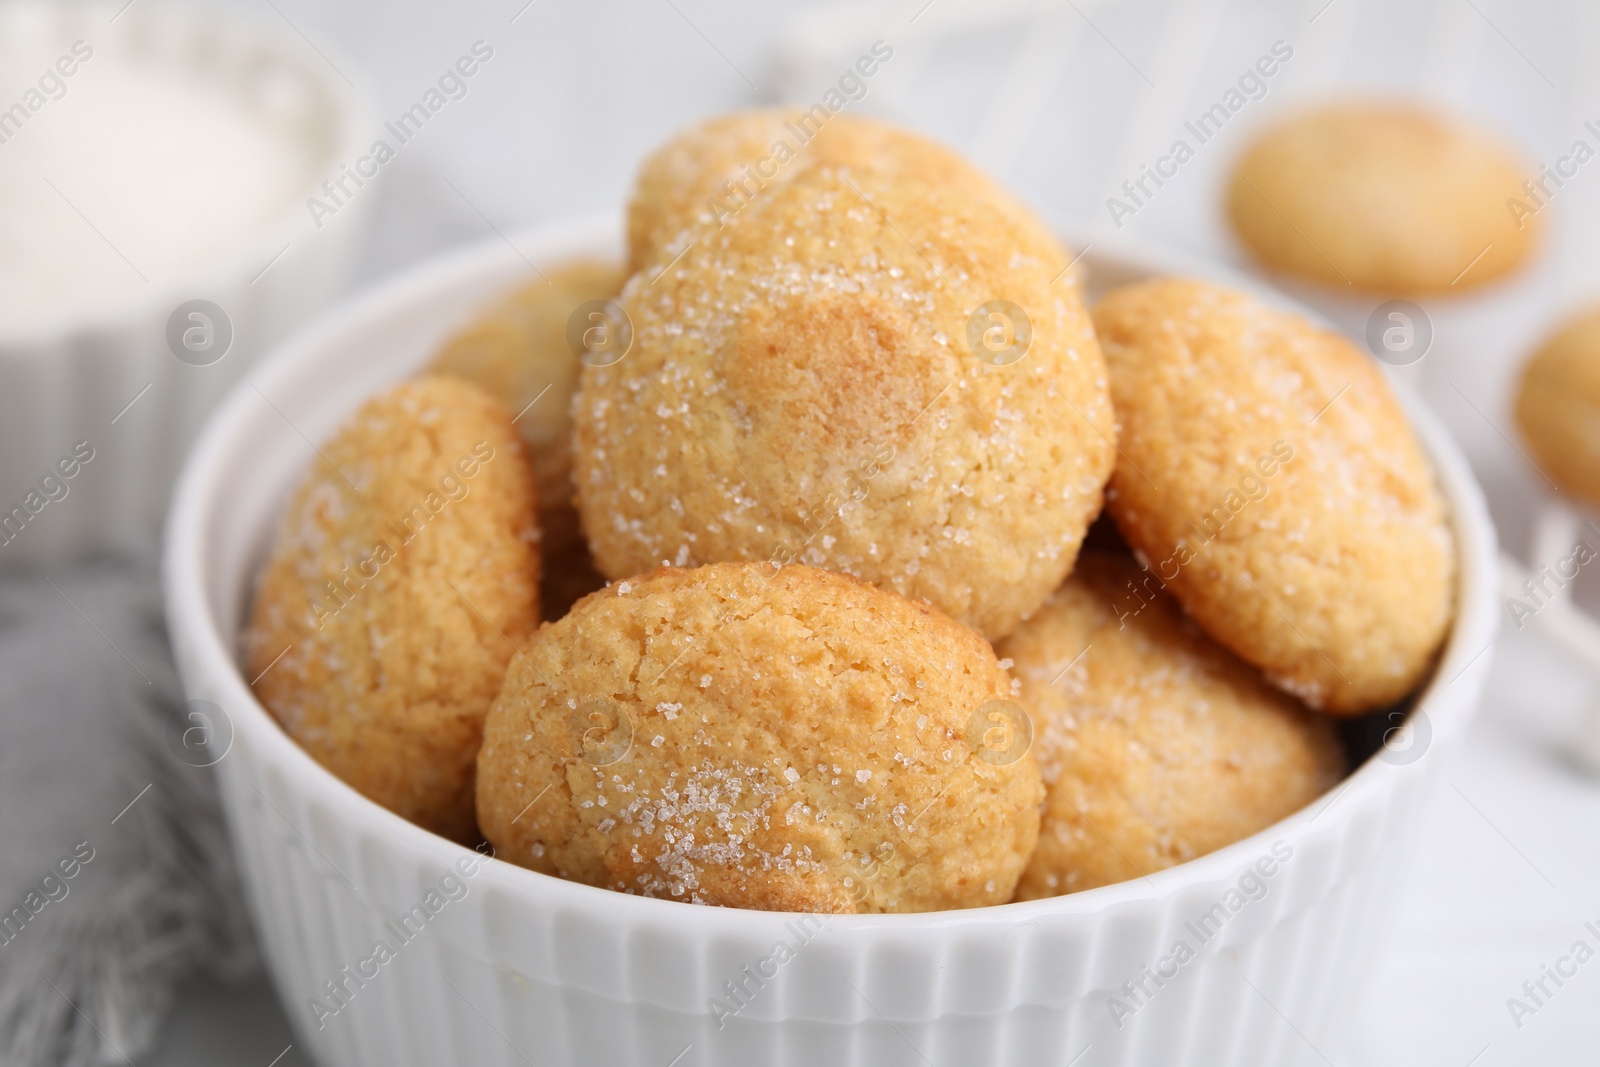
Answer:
(0, 0, 372, 564)
(163, 216, 1499, 1067)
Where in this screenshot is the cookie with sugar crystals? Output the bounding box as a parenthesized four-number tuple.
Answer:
(244, 376, 540, 842)
(583, 132, 1114, 641)
(627, 108, 1005, 277)
(1094, 278, 1455, 714)
(476, 562, 1042, 912)
(1000, 553, 1345, 898)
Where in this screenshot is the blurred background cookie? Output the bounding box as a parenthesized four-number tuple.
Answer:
(1094, 278, 1456, 713)
(431, 258, 621, 618)
(244, 376, 540, 842)
(1515, 306, 1600, 508)
(1227, 102, 1537, 293)
(1001, 553, 1344, 898)
(476, 562, 1041, 912)
(580, 128, 1115, 641)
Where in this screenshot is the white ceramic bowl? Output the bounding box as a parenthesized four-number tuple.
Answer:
(163, 216, 1499, 1067)
(0, 0, 372, 564)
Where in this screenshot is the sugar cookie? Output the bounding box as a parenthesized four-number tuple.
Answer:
(1228, 103, 1536, 293)
(476, 562, 1042, 912)
(244, 376, 540, 842)
(581, 139, 1115, 640)
(627, 109, 997, 276)
(1515, 306, 1600, 508)
(1094, 278, 1455, 713)
(1000, 553, 1345, 898)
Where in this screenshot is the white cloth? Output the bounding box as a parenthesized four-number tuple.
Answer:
(0, 556, 255, 1067)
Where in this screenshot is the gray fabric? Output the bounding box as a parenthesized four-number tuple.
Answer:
(0, 555, 256, 1066)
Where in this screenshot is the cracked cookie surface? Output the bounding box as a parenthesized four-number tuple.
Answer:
(583, 117, 1114, 640)
(476, 562, 1042, 912)
(1095, 279, 1455, 713)
(1000, 553, 1344, 899)
(245, 376, 540, 842)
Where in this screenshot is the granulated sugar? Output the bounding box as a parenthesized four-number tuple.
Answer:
(0, 38, 314, 325)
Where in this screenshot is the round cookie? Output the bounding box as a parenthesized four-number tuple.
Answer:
(1227, 103, 1537, 293)
(431, 258, 622, 617)
(627, 109, 999, 276)
(1094, 278, 1455, 714)
(244, 376, 540, 842)
(580, 144, 1116, 641)
(476, 562, 1042, 912)
(999, 553, 1346, 898)
(1515, 306, 1600, 507)
(629, 109, 798, 276)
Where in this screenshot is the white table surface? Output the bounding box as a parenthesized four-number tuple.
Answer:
(140, 0, 1600, 1062)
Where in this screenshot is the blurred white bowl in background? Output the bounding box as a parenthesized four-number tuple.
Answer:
(0, 0, 374, 564)
(163, 215, 1499, 1067)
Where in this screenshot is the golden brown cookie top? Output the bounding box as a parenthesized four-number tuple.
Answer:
(244, 375, 540, 842)
(1227, 102, 1537, 293)
(581, 138, 1115, 641)
(627, 109, 1003, 276)
(1002, 553, 1344, 898)
(476, 562, 1042, 912)
(1516, 306, 1600, 508)
(1094, 278, 1454, 714)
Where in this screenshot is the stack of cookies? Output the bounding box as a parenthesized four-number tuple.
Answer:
(244, 110, 1457, 913)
